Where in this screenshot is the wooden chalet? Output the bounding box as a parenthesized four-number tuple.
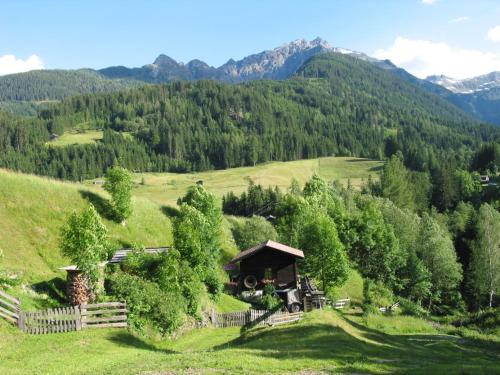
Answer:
(228, 240, 304, 292)
(228, 240, 328, 312)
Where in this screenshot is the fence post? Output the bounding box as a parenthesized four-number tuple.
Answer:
(17, 310, 25, 331)
(75, 306, 82, 331)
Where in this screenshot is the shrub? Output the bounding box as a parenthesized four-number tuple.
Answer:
(108, 272, 185, 334)
(232, 216, 278, 250)
(453, 309, 500, 335)
(399, 297, 428, 317)
(259, 284, 283, 310)
(363, 279, 394, 314)
(122, 248, 163, 278)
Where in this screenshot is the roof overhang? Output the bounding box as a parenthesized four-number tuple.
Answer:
(229, 240, 304, 264)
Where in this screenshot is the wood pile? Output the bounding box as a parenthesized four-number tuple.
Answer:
(66, 270, 94, 306)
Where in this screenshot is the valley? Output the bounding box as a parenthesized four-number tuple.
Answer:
(0, 7, 499, 373)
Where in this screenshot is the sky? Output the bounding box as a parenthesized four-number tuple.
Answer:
(1, 0, 500, 79)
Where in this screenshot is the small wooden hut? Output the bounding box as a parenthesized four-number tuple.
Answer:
(228, 240, 304, 292)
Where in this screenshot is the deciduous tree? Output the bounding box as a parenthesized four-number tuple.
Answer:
(104, 166, 133, 223)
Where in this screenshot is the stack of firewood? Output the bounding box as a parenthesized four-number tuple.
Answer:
(66, 271, 94, 306)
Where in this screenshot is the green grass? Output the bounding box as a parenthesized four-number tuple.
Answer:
(0, 310, 498, 374)
(3, 161, 496, 374)
(354, 313, 438, 335)
(215, 294, 250, 313)
(0, 169, 172, 283)
(47, 130, 103, 146)
(94, 156, 383, 207)
(332, 269, 364, 305)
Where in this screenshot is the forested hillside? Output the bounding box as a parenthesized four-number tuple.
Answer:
(0, 69, 140, 102)
(0, 53, 498, 181)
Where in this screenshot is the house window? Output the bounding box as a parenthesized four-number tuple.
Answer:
(264, 268, 272, 280)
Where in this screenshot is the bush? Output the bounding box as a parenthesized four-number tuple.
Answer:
(259, 284, 283, 310)
(123, 248, 163, 278)
(204, 271, 223, 298)
(399, 297, 428, 317)
(363, 279, 394, 313)
(107, 272, 185, 334)
(231, 216, 278, 250)
(453, 309, 500, 335)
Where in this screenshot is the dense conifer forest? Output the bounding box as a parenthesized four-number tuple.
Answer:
(0, 53, 498, 181)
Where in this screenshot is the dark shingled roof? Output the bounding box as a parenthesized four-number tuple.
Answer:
(109, 247, 170, 264)
(229, 240, 304, 264)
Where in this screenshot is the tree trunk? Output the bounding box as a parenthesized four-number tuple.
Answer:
(489, 290, 494, 308)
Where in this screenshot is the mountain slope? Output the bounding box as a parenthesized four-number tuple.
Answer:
(0, 69, 141, 102)
(99, 38, 338, 83)
(426, 73, 500, 125)
(0, 169, 172, 281)
(295, 53, 473, 123)
(0, 38, 497, 125)
(427, 72, 500, 94)
(2, 52, 497, 181)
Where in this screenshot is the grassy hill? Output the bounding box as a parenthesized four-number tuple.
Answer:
(91, 157, 382, 207)
(0, 309, 498, 374)
(0, 169, 172, 282)
(0, 164, 499, 374)
(0, 156, 380, 280)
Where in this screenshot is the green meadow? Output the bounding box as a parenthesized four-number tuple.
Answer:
(93, 156, 383, 207)
(1, 309, 498, 375)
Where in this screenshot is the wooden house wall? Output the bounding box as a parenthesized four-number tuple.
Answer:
(239, 248, 298, 289)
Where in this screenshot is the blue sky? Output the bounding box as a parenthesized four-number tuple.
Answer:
(1, 0, 500, 78)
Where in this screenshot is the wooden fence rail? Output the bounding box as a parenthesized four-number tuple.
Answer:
(0, 290, 20, 326)
(80, 302, 128, 329)
(0, 290, 127, 335)
(212, 309, 302, 328)
(20, 307, 81, 334)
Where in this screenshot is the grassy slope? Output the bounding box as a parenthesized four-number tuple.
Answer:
(100, 156, 383, 207)
(0, 169, 172, 282)
(47, 130, 104, 146)
(0, 164, 498, 374)
(1, 309, 498, 375)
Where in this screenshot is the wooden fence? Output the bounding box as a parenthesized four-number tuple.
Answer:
(332, 298, 350, 309)
(80, 302, 127, 329)
(212, 309, 302, 328)
(0, 290, 20, 326)
(0, 290, 127, 335)
(19, 307, 81, 334)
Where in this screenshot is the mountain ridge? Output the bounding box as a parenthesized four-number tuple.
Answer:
(0, 37, 498, 125)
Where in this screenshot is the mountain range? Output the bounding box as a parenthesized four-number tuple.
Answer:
(99, 38, 360, 82)
(0, 37, 498, 125)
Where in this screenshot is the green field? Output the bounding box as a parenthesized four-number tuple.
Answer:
(89, 157, 382, 207)
(0, 169, 172, 282)
(1, 309, 498, 375)
(47, 130, 104, 146)
(3, 161, 496, 375)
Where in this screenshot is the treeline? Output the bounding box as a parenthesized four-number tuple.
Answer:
(0, 53, 499, 180)
(223, 165, 499, 312)
(0, 69, 139, 102)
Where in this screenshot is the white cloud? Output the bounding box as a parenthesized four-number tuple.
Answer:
(449, 16, 469, 23)
(373, 37, 500, 79)
(422, 0, 438, 5)
(487, 25, 500, 43)
(0, 54, 44, 76)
